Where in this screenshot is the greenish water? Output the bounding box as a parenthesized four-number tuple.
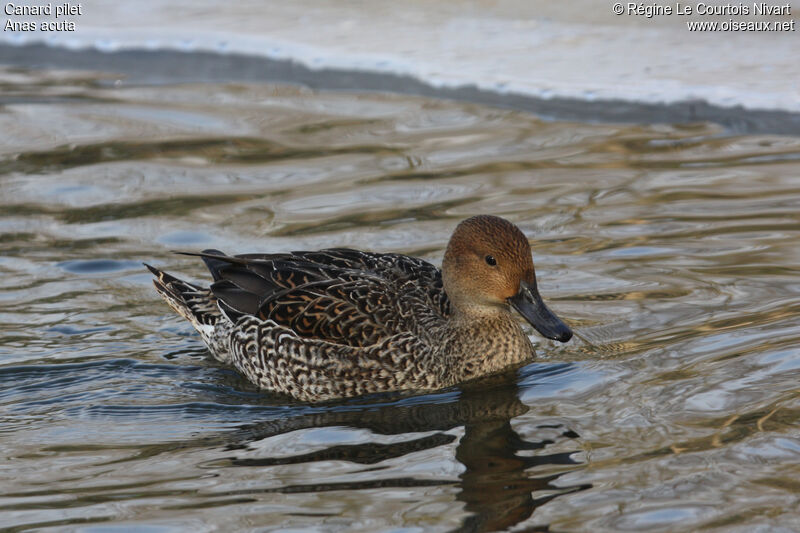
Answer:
(1, 67, 799, 532)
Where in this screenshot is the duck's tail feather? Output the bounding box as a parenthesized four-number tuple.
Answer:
(145, 263, 223, 341)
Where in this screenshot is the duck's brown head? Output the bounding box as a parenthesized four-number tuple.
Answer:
(442, 215, 572, 342)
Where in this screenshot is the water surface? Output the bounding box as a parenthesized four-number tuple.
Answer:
(1, 67, 799, 531)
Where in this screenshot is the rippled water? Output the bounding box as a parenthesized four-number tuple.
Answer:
(1, 66, 799, 532)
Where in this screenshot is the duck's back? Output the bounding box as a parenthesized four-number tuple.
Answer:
(202, 248, 450, 347)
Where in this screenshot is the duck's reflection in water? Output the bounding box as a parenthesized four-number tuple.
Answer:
(218, 368, 590, 532)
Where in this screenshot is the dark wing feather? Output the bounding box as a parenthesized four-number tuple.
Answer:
(184, 249, 449, 347)
(210, 280, 261, 318)
(199, 248, 229, 281)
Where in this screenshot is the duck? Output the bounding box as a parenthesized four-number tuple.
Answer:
(147, 215, 572, 402)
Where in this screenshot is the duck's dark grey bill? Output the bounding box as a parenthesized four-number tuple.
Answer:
(509, 281, 573, 343)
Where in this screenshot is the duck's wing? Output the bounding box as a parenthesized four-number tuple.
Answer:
(275, 249, 450, 318)
(186, 248, 449, 348)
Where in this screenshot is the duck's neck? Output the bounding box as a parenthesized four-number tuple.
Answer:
(441, 305, 535, 383)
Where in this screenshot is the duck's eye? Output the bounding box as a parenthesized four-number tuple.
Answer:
(485, 255, 497, 267)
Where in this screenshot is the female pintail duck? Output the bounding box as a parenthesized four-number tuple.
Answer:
(147, 215, 572, 402)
